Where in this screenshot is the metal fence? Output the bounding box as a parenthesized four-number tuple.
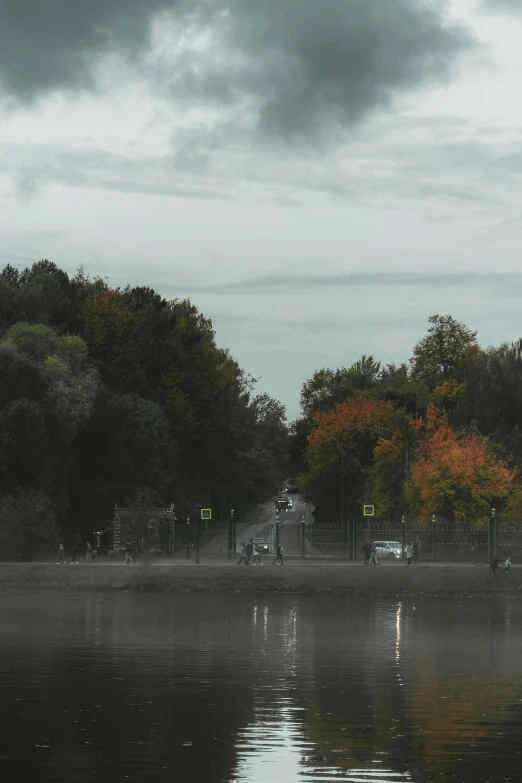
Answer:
(301, 517, 521, 561)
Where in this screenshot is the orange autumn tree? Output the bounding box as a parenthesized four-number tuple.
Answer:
(407, 405, 514, 521)
(302, 395, 393, 518)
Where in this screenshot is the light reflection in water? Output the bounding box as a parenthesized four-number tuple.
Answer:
(0, 593, 522, 783)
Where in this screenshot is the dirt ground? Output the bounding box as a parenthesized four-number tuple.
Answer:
(0, 562, 520, 597)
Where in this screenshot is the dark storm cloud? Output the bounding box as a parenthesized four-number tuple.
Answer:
(0, 0, 179, 99)
(171, 0, 473, 146)
(0, 1, 472, 147)
(177, 271, 522, 295)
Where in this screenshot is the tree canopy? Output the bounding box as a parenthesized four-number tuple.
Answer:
(294, 314, 522, 523)
(0, 260, 289, 554)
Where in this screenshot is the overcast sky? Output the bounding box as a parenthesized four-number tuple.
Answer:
(1, 0, 522, 420)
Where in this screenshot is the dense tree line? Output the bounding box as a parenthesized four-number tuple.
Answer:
(293, 315, 522, 523)
(0, 261, 288, 557)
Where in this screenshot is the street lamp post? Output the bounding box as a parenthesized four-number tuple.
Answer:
(489, 507, 497, 562)
(195, 519, 200, 564)
(186, 517, 191, 560)
(231, 509, 236, 559)
(340, 446, 344, 541)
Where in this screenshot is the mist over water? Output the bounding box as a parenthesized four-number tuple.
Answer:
(0, 592, 521, 782)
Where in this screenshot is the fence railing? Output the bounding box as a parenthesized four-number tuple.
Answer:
(302, 518, 517, 561)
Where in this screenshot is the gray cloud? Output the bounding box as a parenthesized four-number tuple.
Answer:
(176, 271, 522, 295)
(0, 1, 473, 149)
(168, 0, 473, 147)
(0, 0, 179, 100)
(483, 0, 522, 11)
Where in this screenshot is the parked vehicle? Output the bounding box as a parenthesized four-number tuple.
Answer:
(373, 541, 402, 560)
(253, 538, 269, 554)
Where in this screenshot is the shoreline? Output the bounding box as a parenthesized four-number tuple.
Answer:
(0, 562, 521, 598)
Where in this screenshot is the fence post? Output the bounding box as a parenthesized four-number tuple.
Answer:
(431, 515, 436, 561)
(195, 522, 200, 564)
(488, 507, 497, 562)
(401, 515, 406, 560)
(349, 518, 356, 561)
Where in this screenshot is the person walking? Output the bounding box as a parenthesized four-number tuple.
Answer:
(505, 556, 512, 572)
(253, 544, 262, 565)
(237, 543, 247, 565)
(370, 542, 379, 566)
(273, 543, 285, 565)
(86, 541, 93, 564)
(125, 541, 135, 565)
(57, 543, 66, 564)
(406, 543, 413, 566)
(362, 541, 371, 564)
(246, 539, 254, 565)
(70, 544, 78, 564)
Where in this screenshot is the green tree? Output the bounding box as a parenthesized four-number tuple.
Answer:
(411, 314, 479, 389)
(0, 488, 58, 560)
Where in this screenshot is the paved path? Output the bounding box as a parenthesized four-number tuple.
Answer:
(3, 560, 516, 568)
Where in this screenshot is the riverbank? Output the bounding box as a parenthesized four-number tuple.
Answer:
(0, 562, 521, 597)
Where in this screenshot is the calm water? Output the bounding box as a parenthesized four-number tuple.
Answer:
(0, 592, 521, 783)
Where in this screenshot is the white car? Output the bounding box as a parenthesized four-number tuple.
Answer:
(373, 541, 402, 560)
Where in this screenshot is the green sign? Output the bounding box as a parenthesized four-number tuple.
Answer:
(201, 508, 212, 520)
(363, 505, 374, 517)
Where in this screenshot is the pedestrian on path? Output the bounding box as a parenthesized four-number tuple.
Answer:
(246, 539, 254, 565)
(70, 544, 78, 564)
(362, 541, 371, 564)
(125, 541, 135, 564)
(253, 544, 262, 565)
(505, 556, 512, 572)
(237, 543, 247, 565)
(406, 543, 413, 566)
(273, 543, 285, 565)
(370, 543, 379, 566)
(86, 542, 93, 564)
(57, 543, 66, 564)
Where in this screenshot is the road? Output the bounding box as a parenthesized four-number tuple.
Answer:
(200, 494, 316, 556)
(2, 560, 513, 568)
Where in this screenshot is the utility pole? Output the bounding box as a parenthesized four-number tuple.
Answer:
(340, 446, 344, 536)
(405, 434, 409, 493)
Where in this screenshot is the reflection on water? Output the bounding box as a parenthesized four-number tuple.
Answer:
(0, 592, 521, 782)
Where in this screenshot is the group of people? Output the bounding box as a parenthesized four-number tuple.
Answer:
(490, 557, 512, 575)
(57, 540, 140, 564)
(361, 540, 419, 565)
(362, 541, 379, 565)
(237, 539, 285, 566)
(57, 541, 95, 564)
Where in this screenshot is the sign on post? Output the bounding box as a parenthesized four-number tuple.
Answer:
(363, 505, 374, 517)
(200, 509, 212, 520)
